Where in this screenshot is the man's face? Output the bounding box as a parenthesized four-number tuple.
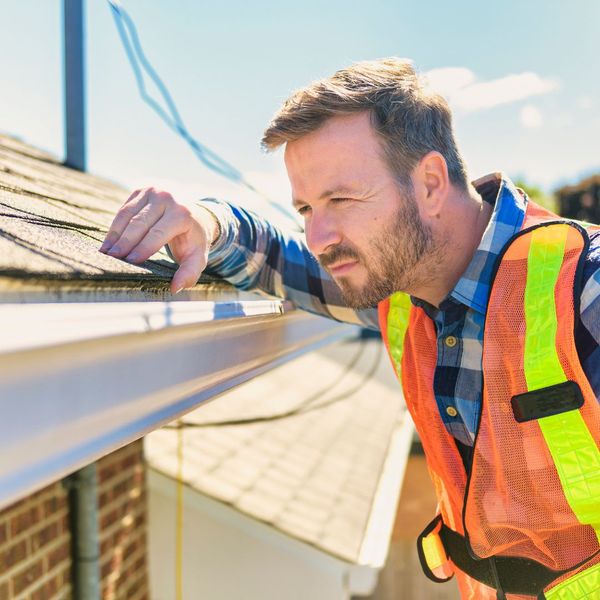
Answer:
(285, 112, 434, 309)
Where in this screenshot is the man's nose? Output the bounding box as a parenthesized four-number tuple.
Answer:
(305, 211, 343, 257)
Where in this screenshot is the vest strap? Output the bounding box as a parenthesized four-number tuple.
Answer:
(438, 524, 569, 595)
(416, 515, 454, 583)
(522, 224, 600, 544)
(385, 291, 411, 377)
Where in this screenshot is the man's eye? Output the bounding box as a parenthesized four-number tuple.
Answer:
(331, 197, 350, 205)
(297, 205, 311, 216)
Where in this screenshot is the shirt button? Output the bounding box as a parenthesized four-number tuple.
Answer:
(446, 406, 458, 417)
(445, 335, 457, 348)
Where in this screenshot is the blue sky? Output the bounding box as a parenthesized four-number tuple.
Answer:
(1, 1, 599, 226)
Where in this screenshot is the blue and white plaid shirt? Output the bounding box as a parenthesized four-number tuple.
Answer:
(200, 173, 600, 448)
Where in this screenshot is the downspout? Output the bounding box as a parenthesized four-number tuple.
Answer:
(63, 0, 99, 596)
(67, 463, 101, 599)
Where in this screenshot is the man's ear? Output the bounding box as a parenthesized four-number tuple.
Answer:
(412, 152, 449, 219)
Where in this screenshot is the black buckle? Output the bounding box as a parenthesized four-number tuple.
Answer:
(439, 525, 567, 595)
(511, 381, 583, 423)
(416, 515, 453, 583)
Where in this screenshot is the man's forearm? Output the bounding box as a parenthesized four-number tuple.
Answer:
(195, 198, 380, 330)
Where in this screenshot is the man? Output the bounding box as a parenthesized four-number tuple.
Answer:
(100, 58, 600, 599)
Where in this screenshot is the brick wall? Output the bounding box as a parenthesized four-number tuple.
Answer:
(98, 441, 148, 600)
(0, 482, 71, 600)
(0, 440, 148, 600)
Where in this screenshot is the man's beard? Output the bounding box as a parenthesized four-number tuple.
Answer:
(319, 187, 437, 309)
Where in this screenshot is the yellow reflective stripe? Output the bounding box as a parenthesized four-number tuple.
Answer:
(523, 225, 568, 390)
(387, 292, 411, 376)
(537, 412, 600, 544)
(523, 225, 600, 544)
(545, 561, 600, 599)
(422, 533, 446, 570)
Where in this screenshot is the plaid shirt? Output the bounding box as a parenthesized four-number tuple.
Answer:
(201, 173, 600, 448)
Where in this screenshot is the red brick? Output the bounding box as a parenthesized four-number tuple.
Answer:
(100, 558, 114, 580)
(58, 514, 69, 534)
(45, 495, 67, 519)
(46, 541, 70, 571)
(0, 539, 27, 570)
(11, 505, 42, 536)
(12, 559, 43, 595)
(30, 521, 59, 552)
(42, 496, 59, 519)
(29, 574, 60, 600)
(97, 462, 118, 485)
(133, 555, 145, 572)
(99, 508, 119, 531)
(124, 539, 138, 558)
(119, 453, 139, 471)
(98, 490, 113, 509)
(112, 479, 129, 498)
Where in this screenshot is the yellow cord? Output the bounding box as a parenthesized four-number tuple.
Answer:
(176, 421, 184, 600)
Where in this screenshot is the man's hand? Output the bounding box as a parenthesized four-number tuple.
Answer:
(99, 187, 219, 294)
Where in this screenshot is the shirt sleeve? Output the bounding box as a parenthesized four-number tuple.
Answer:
(194, 198, 380, 331)
(578, 232, 600, 396)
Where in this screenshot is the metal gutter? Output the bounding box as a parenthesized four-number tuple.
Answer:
(0, 299, 354, 511)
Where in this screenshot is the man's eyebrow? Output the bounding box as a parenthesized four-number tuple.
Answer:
(292, 197, 305, 209)
(319, 186, 356, 200)
(292, 186, 357, 208)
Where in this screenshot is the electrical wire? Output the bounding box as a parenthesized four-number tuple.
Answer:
(175, 420, 184, 600)
(165, 341, 382, 428)
(106, 0, 302, 230)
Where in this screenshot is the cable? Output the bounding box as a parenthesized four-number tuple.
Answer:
(106, 0, 302, 230)
(175, 420, 184, 600)
(166, 341, 382, 428)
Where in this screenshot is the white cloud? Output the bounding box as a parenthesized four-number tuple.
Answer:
(520, 105, 543, 128)
(423, 67, 476, 96)
(577, 95, 593, 110)
(422, 67, 559, 113)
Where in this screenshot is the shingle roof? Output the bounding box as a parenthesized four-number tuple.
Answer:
(0, 133, 236, 299)
(145, 339, 411, 564)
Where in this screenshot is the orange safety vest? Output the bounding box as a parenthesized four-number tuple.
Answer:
(378, 201, 600, 599)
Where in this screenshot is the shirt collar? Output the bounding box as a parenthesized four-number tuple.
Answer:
(412, 173, 527, 316)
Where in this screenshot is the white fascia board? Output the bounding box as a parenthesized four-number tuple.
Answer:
(0, 300, 355, 510)
(357, 412, 415, 569)
(148, 468, 351, 577)
(149, 468, 380, 597)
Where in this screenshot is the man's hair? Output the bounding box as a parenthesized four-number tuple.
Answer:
(262, 57, 468, 190)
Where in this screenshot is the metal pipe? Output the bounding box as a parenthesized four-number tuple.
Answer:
(63, 0, 86, 171)
(67, 463, 100, 599)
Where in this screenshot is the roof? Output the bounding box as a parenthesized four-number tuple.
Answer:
(555, 173, 600, 197)
(0, 132, 250, 301)
(145, 338, 413, 566)
(0, 133, 350, 510)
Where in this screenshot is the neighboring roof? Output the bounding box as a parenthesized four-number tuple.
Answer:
(145, 338, 413, 566)
(555, 174, 600, 196)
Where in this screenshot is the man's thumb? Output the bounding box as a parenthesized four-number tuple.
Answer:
(170, 251, 205, 294)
